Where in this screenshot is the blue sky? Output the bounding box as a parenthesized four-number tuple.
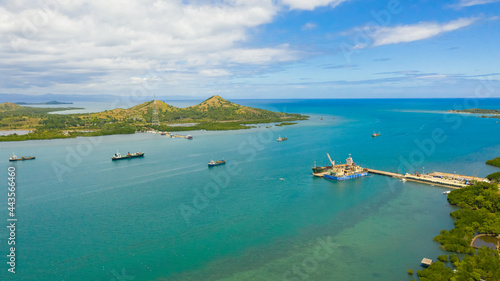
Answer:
(1, 0, 499, 99)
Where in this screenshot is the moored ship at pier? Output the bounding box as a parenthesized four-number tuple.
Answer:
(314, 153, 368, 181)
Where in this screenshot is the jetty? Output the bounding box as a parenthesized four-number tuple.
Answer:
(366, 169, 403, 179)
(312, 153, 489, 188)
(368, 169, 489, 189)
(314, 167, 489, 189)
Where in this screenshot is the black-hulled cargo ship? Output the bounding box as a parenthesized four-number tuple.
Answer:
(9, 153, 35, 161)
(112, 152, 144, 160)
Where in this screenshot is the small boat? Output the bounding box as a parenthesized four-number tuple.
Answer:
(443, 191, 451, 194)
(372, 132, 381, 137)
(277, 136, 287, 142)
(401, 178, 407, 183)
(9, 153, 35, 161)
(208, 160, 225, 167)
(112, 151, 145, 160)
(160, 132, 167, 135)
(186, 135, 193, 139)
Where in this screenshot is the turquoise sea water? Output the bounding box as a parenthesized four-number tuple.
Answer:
(1, 99, 500, 281)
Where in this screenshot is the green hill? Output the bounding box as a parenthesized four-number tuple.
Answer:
(0, 102, 23, 111)
(0, 96, 307, 141)
(87, 95, 304, 124)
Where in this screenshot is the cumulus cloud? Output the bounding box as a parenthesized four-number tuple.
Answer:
(0, 0, 321, 94)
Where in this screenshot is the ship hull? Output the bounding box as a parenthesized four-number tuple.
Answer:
(112, 153, 144, 160)
(324, 172, 369, 181)
(9, 157, 35, 161)
(208, 160, 225, 167)
(312, 166, 332, 173)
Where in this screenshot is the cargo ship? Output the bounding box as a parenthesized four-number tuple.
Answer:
(317, 153, 369, 181)
(208, 160, 225, 167)
(9, 153, 35, 161)
(112, 151, 145, 160)
(312, 164, 333, 173)
(277, 136, 287, 142)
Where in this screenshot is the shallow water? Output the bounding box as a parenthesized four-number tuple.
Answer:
(1, 98, 499, 281)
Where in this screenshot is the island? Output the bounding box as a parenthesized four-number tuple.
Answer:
(0, 95, 308, 141)
(448, 108, 500, 118)
(15, 100, 73, 105)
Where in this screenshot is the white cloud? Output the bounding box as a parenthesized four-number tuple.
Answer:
(302, 22, 317, 30)
(452, 0, 500, 8)
(0, 0, 308, 95)
(370, 18, 476, 47)
(281, 0, 349, 11)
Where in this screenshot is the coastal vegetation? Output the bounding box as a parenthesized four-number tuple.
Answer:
(486, 172, 500, 182)
(486, 157, 500, 168)
(0, 96, 307, 141)
(416, 182, 500, 280)
(448, 108, 500, 119)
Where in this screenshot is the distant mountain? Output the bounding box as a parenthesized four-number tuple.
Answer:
(15, 101, 73, 105)
(0, 93, 203, 103)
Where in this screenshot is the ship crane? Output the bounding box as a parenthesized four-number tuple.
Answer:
(326, 153, 335, 166)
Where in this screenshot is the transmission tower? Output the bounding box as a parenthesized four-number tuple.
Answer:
(152, 96, 160, 126)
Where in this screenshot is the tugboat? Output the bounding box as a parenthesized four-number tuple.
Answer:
(9, 153, 35, 161)
(372, 132, 381, 138)
(208, 160, 225, 167)
(277, 136, 287, 142)
(111, 151, 145, 160)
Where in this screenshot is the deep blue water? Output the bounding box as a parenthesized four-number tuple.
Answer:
(1, 98, 500, 281)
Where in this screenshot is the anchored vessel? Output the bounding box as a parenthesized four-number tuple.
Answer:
(208, 160, 225, 167)
(277, 136, 287, 142)
(314, 153, 368, 181)
(112, 152, 145, 160)
(9, 153, 35, 161)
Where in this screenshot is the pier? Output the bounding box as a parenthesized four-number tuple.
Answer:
(314, 168, 489, 189)
(366, 169, 403, 179)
